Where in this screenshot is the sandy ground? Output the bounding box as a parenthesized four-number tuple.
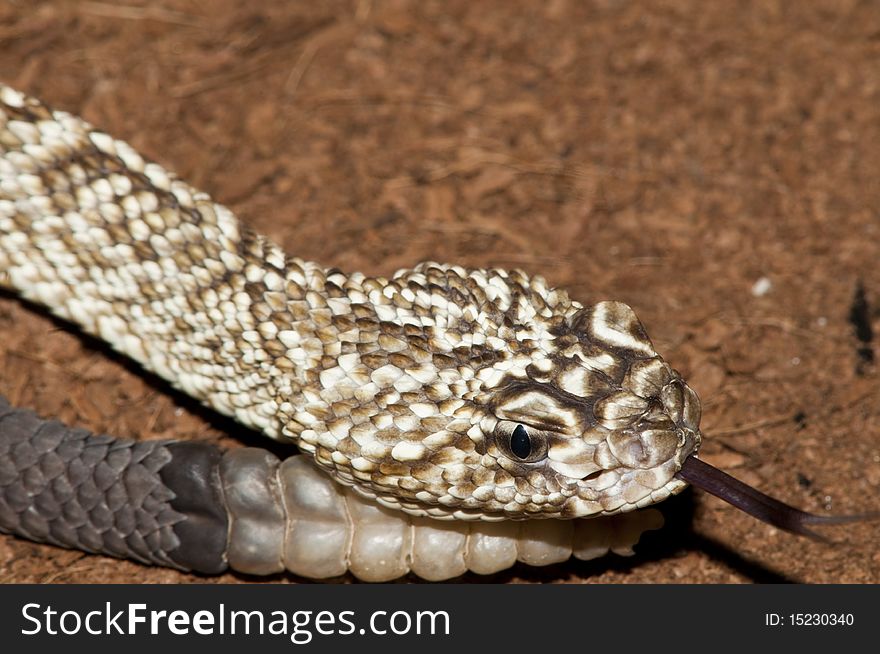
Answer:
(0, 0, 879, 584)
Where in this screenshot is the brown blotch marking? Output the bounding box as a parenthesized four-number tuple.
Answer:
(335, 437, 360, 458)
(448, 482, 477, 498)
(351, 304, 375, 320)
(263, 339, 287, 358)
(330, 400, 356, 416)
(428, 447, 463, 466)
(432, 353, 456, 368)
(407, 346, 433, 364)
(131, 240, 158, 261)
(424, 385, 450, 403)
(389, 352, 414, 368)
(491, 380, 592, 431)
(525, 362, 554, 383)
(418, 416, 448, 432)
(349, 406, 376, 423)
(410, 463, 439, 483)
(514, 477, 534, 494)
(289, 301, 311, 321)
(407, 334, 429, 349)
(360, 352, 386, 369)
(243, 281, 264, 302)
(378, 461, 411, 476)
(377, 333, 406, 351)
(250, 302, 272, 322)
(493, 469, 514, 486)
(312, 311, 333, 330)
(385, 404, 410, 417)
(526, 470, 547, 489)
(398, 477, 425, 492)
(356, 319, 379, 336)
(323, 281, 346, 299)
(412, 303, 432, 317)
(371, 427, 401, 444)
(352, 342, 376, 357)
(331, 314, 356, 331)
(315, 326, 338, 344)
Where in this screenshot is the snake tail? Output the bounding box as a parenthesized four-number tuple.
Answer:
(0, 395, 665, 581)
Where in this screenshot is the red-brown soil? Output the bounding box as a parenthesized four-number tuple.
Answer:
(1, 0, 879, 583)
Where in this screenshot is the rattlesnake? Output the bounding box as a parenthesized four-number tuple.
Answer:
(0, 83, 864, 581)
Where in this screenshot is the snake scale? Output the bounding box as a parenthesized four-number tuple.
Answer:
(0, 83, 867, 581)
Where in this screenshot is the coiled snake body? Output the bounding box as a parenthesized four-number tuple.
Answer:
(0, 84, 863, 581)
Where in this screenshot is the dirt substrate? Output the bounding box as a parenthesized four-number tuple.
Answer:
(1, 0, 879, 584)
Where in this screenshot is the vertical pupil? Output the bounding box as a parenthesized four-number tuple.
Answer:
(510, 424, 532, 459)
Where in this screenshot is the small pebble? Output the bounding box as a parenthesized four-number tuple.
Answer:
(751, 277, 772, 297)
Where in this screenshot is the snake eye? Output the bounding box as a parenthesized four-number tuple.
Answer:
(495, 421, 548, 464)
(510, 424, 531, 459)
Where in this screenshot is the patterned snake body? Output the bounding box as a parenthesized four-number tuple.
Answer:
(0, 83, 699, 517)
(1, 84, 857, 581)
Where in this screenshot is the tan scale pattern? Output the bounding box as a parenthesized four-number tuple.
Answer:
(0, 84, 702, 525)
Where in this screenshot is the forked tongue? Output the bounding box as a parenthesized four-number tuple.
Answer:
(675, 455, 879, 541)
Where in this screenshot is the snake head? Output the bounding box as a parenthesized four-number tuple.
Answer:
(294, 264, 700, 520)
(471, 300, 702, 519)
(306, 260, 705, 520)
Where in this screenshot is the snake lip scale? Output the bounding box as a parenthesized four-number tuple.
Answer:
(0, 83, 873, 581)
